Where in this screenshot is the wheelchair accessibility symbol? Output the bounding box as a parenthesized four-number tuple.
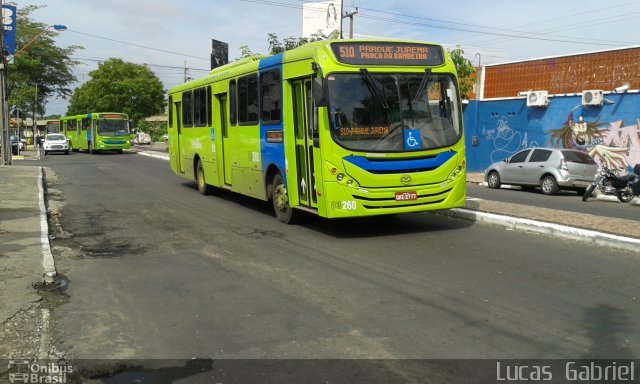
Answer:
(404, 128, 422, 150)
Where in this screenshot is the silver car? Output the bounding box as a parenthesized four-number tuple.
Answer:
(484, 148, 598, 195)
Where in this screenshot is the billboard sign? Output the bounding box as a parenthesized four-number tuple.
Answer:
(2, 4, 17, 56)
(302, 1, 342, 39)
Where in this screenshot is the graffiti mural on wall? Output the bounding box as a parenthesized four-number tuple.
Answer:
(546, 107, 640, 175)
(486, 115, 540, 163)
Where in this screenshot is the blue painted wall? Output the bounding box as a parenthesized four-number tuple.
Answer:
(463, 93, 640, 174)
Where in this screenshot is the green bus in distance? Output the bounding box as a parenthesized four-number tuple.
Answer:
(60, 112, 132, 153)
(168, 39, 466, 223)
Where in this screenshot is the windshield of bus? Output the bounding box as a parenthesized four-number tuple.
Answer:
(327, 72, 461, 152)
(46, 121, 60, 133)
(96, 119, 130, 137)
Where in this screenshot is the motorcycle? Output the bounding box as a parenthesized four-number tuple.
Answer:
(582, 164, 640, 202)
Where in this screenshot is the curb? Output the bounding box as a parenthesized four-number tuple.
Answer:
(38, 166, 56, 283)
(440, 208, 640, 253)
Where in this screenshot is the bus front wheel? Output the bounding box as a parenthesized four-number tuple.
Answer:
(272, 173, 300, 224)
(196, 160, 213, 195)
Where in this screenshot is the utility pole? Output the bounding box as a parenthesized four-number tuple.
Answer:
(33, 83, 37, 143)
(341, 8, 358, 39)
(0, 0, 10, 165)
(0, 60, 8, 165)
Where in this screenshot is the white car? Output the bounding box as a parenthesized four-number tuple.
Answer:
(43, 134, 69, 155)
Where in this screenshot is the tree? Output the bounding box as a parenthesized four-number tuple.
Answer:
(67, 58, 165, 122)
(238, 31, 340, 58)
(266, 31, 339, 55)
(449, 46, 476, 100)
(7, 5, 80, 118)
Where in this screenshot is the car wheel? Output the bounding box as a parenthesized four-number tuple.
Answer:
(487, 171, 501, 189)
(540, 175, 559, 195)
(65, 150, 69, 155)
(196, 160, 213, 195)
(44, 151, 48, 156)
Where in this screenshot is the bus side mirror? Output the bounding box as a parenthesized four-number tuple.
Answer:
(312, 78, 329, 107)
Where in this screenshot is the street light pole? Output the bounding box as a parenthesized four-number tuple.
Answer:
(13, 24, 67, 58)
(0, 0, 10, 165)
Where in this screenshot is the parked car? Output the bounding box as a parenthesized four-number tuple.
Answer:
(43, 133, 70, 155)
(132, 132, 152, 145)
(484, 148, 598, 195)
(9, 135, 20, 155)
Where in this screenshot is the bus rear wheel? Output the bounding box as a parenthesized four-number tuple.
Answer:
(196, 160, 213, 195)
(272, 173, 300, 224)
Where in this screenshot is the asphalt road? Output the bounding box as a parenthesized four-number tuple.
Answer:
(17, 152, 640, 379)
(467, 183, 640, 222)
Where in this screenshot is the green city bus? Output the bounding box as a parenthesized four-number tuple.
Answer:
(168, 39, 466, 223)
(60, 112, 132, 153)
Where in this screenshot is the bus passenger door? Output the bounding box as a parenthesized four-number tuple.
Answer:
(292, 78, 318, 209)
(218, 94, 232, 186)
(174, 101, 184, 173)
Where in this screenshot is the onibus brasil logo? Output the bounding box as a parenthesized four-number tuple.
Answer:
(8, 360, 74, 383)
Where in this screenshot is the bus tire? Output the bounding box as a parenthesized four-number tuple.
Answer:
(196, 160, 213, 195)
(272, 173, 300, 224)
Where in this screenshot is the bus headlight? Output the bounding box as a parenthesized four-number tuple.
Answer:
(337, 173, 344, 182)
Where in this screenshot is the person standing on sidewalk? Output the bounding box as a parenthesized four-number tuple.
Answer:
(35, 134, 42, 159)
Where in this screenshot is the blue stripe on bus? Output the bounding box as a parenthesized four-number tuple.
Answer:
(259, 53, 283, 70)
(343, 151, 456, 172)
(259, 54, 286, 185)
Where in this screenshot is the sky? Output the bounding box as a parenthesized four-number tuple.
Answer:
(10, 0, 640, 116)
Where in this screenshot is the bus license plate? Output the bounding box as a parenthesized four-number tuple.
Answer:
(395, 191, 417, 201)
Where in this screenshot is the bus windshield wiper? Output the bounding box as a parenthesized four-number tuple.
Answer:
(411, 68, 431, 105)
(360, 68, 389, 110)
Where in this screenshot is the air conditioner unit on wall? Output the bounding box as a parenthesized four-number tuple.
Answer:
(526, 91, 549, 107)
(582, 90, 604, 106)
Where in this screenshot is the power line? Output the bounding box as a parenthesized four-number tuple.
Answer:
(71, 55, 210, 72)
(66, 29, 210, 61)
(244, 0, 636, 47)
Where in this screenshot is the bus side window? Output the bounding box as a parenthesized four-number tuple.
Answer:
(230, 80, 237, 126)
(238, 74, 258, 125)
(260, 69, 281, 124)
(183, 90, 193, 127)
(168, 95, 173, 128)
(207, 85, 213, 127)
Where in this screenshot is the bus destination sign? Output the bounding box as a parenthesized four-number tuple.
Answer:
(331, 42, 444, 66)
(100, 113, 126, 119)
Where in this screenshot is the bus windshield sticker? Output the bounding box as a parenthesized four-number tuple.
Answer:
(331, 42, 444, 66)
(404, 128, 422, 150)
